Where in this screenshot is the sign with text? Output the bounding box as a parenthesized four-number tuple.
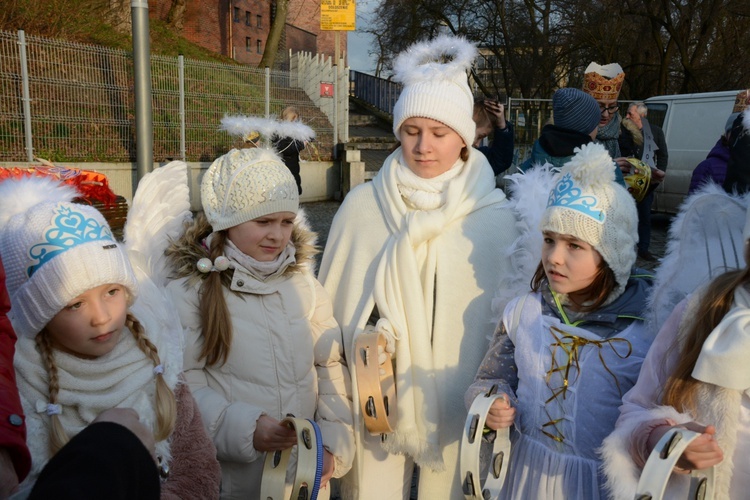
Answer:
(321, 0, 356, 31)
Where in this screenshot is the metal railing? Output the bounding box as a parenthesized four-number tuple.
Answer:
(0, 29, 339, 163)
(349, 70, 402, 116)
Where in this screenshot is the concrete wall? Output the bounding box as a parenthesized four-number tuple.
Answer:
(1, 160, 339, 211)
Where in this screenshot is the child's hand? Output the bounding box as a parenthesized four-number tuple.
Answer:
(675, 423, 724, 472)
(320, 449, 335, 488)
(253, 415, 297, 451)
(485, 394, 515, 430)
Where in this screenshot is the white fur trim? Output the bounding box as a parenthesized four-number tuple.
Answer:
(393, 35, 477, 86)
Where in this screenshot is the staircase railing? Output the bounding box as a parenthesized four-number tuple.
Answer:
(349, 71, 401, 116)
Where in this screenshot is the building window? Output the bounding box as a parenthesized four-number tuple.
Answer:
(257, 39, 262, 54)
(233, 7, 240, 22)
(245, 11, 251, 26)
(256, 15, 262, 28)
(246, 37, 251, 52)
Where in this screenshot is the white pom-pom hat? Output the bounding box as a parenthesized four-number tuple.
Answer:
(392, 35, 478, 150)
(0, 176, 137, 338)
(540, 142, 638, 297)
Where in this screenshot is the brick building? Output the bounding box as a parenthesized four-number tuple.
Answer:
(151, 0, 347, 67)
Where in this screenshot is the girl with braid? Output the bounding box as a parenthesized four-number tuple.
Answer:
(0, 176, 220, 498)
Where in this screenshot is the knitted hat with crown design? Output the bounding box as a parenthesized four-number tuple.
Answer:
(0, 176, 137, 338)
(540, 142, 638, 296)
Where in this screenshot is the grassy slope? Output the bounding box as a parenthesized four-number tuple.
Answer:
(0, 0, 234, 63)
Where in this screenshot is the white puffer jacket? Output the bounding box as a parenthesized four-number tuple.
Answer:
(166, 214, 354, 500)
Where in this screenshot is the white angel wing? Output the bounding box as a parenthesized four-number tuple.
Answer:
(124, 161, 192, 287)
(123, 161, 192, 374)
(492, 164, 558, 324)
(648, 183, 749, 332)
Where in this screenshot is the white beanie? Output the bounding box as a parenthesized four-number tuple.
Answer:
(201, 148, 299, 231)
(0, 177, 138, 338)
(392, 35, 477, 149)
(540, 142, 639, 297)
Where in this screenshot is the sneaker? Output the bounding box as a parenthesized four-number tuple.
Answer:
(638, 250, 657, 262)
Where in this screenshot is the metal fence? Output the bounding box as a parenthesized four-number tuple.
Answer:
(349, 70, 402, 116)
(0, 30, 336, 163)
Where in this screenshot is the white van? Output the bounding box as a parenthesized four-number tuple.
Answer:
(645, 91, 739, 213)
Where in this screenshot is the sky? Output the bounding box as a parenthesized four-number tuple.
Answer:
(346, 0, 378, 74)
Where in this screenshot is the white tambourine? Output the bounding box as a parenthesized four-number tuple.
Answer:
(260, 417, 324, 500)
(460, 389, 512, 499)
(354, 330, 397, 435)
(635, 427, 714, 500)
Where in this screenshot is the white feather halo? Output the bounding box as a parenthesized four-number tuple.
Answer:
(393, 35, 477, 86)
(0, 176, 79, 231)
(562, 142, 615, 187)
(220, 114, 315, 145)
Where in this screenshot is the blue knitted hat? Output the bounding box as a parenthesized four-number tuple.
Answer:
(553, 88, 601, 136)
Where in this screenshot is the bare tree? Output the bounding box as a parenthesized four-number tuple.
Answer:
(166, 0, 187, 31)
(260, 0, 289, 68)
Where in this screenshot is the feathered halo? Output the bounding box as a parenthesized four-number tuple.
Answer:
(560, 142, 616, 188)
(0, 176, 79, 231)
(392, 35, 477, 86)
(220, 114, 315, 148)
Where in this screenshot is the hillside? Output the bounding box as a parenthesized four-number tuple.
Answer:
(0, 0, 233, 63)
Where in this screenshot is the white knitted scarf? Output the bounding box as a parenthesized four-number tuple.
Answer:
(14, 324, 180, 480)
(371, 148, 506, 470)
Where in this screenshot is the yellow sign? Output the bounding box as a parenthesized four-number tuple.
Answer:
(321, 0, 356, 31)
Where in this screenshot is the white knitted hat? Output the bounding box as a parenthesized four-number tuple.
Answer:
(540, 142, 638, 296)
(201, 148, 299, 231)
(392, 35, 477, 149)
(0, 177, 138, 338)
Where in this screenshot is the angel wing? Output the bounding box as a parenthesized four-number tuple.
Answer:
(647, 182, 750, 332)
(123, 161, 193, 375)
(491, 164, 558, 323)
(124, 161, 192, 287)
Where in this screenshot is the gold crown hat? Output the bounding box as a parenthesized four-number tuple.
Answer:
(733, 89, 750, 113)
(583, 62, 625, 101)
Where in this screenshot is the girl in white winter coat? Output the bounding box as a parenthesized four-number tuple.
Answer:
(165, 147, 354, 500)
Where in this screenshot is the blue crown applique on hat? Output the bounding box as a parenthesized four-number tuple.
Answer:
(547, 173, 606, 223)
(27, 204, 115, 278)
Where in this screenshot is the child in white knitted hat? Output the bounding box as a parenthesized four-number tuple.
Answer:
(466, 142, 654, 499)
(0, 175, 220, 497)
(165, 147, 354, 499)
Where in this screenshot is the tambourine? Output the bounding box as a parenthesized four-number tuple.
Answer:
(260, 417, 324, 500)
(635, 427, 714, 500)
(460, 387, 512, 499)
(354, 330, 397, 434)
(624, 158, 652, 203)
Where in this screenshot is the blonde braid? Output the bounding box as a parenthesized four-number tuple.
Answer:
(198, 231, 233, 366)
(126, 314, 177, 441)
(35, 332, 69, 453)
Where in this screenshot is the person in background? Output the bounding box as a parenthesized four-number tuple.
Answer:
(520, 87, 602, 171)
(620, 102, 668, 262)
(689, 112, 736, 194)
(272, 106, 306, 195)
(473, 98, 514, 176)
(583, 62, 626, 159)
(0, 257, 31, 499)
(722, 90, 750, 194)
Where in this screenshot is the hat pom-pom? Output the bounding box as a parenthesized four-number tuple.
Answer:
(563, 142, 616, 188)
(393, 35, 477, 86)
(0, 176, 79, 231)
